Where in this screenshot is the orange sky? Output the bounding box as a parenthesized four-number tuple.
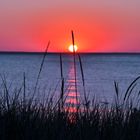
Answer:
(0, 0, 140, 52)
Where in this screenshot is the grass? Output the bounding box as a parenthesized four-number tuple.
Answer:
(0, 32, 140, 140)
(0, 77, 140, 140)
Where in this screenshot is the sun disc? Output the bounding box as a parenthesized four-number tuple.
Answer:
(68, 45, 78, 52)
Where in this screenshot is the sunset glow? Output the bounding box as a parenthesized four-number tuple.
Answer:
(0, 0, 140, 52)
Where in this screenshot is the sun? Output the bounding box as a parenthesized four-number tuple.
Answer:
(68, 44, 78, 52)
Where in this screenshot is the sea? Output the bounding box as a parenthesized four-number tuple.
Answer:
(0, 53, 140, 103)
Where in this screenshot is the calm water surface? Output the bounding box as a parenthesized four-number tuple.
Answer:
(0, 53, 140, 103)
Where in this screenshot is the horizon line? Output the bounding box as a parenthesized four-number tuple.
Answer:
(0, 51, 140, 54)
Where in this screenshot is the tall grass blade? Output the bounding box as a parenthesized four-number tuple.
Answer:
(126, 83, 137, 102)
(60, 53, 63, 79)
(123, 76, 140, 101)
(71, 30, 78, 104)
(33, 41, 50, 97)
(23, 72, 26, 105)
(60, 53, 64, 108)
(78, 54, 85, 87)
(114, 81, 119, 98)
(78, 54, 89, 109)
(0, 74, 10, 110)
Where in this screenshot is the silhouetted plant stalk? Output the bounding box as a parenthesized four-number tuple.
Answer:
(23, 72, 26, 106)
(33, 41, 50, 99)
(114, 81, 120, 107)
(71, 30, 78, 106)
(123, 76, 140, 102)
(78, 54, 89, 111)
(0, 74, 10, 110)
(60, 53, 64, 109)
(113, 76, 140, 109)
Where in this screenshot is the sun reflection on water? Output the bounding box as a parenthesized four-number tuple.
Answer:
(64, 63, 80, 113)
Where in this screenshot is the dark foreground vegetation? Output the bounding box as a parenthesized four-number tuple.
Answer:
(0, 76, 140, 140)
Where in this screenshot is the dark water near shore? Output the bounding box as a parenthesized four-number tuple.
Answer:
(0, 53, 140, 103)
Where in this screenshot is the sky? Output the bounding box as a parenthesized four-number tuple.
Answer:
(0, 0, 140, 52)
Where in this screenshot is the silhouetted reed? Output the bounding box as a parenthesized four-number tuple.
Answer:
(71, 30, 78, 105)
(59, 53, 64, 109)
(33, 41, 50, 97)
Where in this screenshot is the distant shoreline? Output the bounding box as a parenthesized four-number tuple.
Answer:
(0, 51, 140, 55)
